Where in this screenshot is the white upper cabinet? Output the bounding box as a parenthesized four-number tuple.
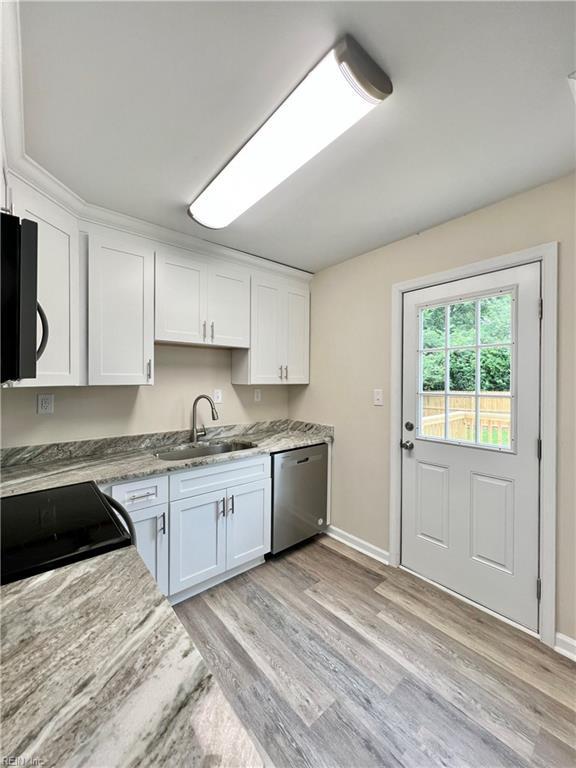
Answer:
(232, 273, 310, 385)
(207, 261, 250, 347)
(155, 246, 207, 344)
(155, 249, 250, 348)
(88, 224, 154, 385)
(285, 282, 310, 384)
(9, 174, 80, 387)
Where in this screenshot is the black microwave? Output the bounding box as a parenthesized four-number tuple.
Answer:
(1, 211, 48, 383)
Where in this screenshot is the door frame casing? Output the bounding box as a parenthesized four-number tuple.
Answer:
(388, 242, 558, 647)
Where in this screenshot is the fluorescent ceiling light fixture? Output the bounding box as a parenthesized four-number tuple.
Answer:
(188, 36, 392, 229)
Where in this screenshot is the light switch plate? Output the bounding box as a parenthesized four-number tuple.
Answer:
(254, 389, 262, 403)
(37, 394, 54, 415)
(373, 388, 384, 407)
(212, 389, 223, 404)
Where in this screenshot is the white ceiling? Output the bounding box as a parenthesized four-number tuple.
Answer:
(19, 2, 575, 273)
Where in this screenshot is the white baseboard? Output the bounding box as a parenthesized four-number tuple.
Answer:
(554, 632, 576, 662)
(326, 525, 389, 565)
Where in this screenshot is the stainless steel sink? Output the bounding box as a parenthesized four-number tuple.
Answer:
(153, 441, 255, 461)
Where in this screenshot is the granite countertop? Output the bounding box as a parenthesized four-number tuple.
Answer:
(0, 546, 263, 768)
(0, 419, 333, 498)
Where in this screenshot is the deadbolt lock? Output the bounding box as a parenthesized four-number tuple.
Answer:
(404, 421, 414, 431)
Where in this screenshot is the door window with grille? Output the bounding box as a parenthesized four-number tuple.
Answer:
(418, 290, 515, 450)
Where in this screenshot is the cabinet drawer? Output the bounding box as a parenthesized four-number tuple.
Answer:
(111, 475, 168, 513)
(170, 455, 271, 501)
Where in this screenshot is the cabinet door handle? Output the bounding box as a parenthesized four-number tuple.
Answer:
(128, 490, 156, 502)
(159, 511, 167, 535)
(284, 365, 288, 380)
(146, 359, 152, 381)
(202, 321, 207, 342)
(211, 321, 215, 342)
(220, 497, 226, 517)
(279, 366, 283, 380)
(229, 494, 235, 515)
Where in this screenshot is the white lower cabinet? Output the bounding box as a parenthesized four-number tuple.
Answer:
(169, 490, 227, 593)
(111, 458, 272, 599)
(129, 503, 169, 596)
(169, 478, 271, 595)
(226, 480, 271, 569)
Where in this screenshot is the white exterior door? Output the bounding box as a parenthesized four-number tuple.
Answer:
(155, 246, 207, 344)
(9, 174, 80, 386)
(226, 480, 271, 569)
(207, 261, 250, 348)
(129, 504, 169, 595)
(88, 225, 154, 385)
(285, 283, 310, 383)
(401, 263, 541, 631)
(169, 491, 227, 594)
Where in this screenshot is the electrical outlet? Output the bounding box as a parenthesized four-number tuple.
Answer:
(37, 394, 54, 415)
(373, 388, 384, 407)
(213, 389, 223, 404)
(254, 389, 262, 403)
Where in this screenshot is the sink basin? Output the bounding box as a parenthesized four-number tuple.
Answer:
(153, 441, 255, 461)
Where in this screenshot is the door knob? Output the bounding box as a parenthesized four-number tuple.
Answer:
(400, 440, 414, 451)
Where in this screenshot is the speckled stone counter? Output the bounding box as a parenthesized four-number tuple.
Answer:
(0, 546, 263, 768)
(0, 420, 333, 498)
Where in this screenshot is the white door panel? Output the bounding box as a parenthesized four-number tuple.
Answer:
(208, 261, 250, 348)
(251, 276, 284, 384)
(285, 284, 310, 383)
(10, 175, 80, 386)
(401, 263, 541, 630)
(129, 504, 169, 595)
(169, 491, 226, 594)
(155, 247, 207, 344)
(88, 225, 154, 385)
(226, 479, 271, 569)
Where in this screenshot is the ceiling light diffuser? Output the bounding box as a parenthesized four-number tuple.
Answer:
(188, 36, 392, 229)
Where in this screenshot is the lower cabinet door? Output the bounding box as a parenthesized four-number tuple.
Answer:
(130, 504, 169, 595)
(169, 490, 227, 594)
(226, 479, 271, 569)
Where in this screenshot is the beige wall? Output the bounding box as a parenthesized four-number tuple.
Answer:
(289, 174, 576, 638)
(1, 344, 289, 446)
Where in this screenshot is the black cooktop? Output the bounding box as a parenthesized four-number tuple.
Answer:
(1, 481, 131, 586)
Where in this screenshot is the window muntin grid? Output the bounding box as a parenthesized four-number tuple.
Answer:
(417, 290, 515, 451)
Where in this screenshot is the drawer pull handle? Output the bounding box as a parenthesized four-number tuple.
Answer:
(128, 491, 156, 502)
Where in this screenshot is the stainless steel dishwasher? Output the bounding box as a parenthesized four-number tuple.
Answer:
(271, 443, 328, 554)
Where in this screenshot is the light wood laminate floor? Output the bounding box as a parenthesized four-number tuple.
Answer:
(175, 536, 576, 768)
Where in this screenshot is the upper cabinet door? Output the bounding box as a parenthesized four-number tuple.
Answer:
(155, 247, 207, 344)
(250, 274, 285, 384)
(285, 283, 310, 384)
(232, 273, 310, 385)
(88, 225, 154, 385)
(207, 261, 250, 348)
(9, 175, 80, 387)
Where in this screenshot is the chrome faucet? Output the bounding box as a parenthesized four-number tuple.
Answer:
(192, 395, 219, 442)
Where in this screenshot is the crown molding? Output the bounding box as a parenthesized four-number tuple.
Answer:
(0, 1, 312, 281)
